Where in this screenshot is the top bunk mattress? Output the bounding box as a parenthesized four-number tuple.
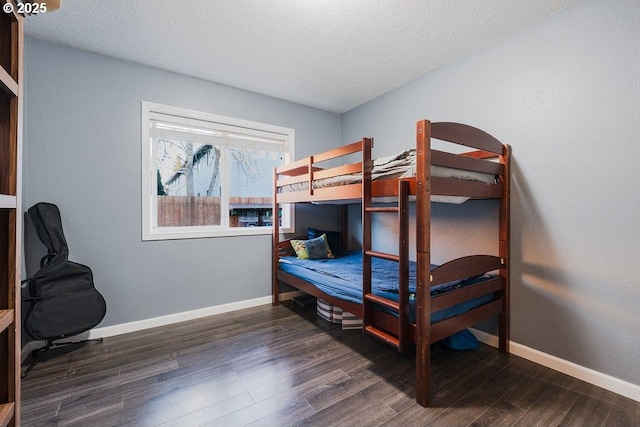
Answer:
(281, 149, 497, 204)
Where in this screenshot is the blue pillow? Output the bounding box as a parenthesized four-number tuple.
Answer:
(307, 227, 342, 253)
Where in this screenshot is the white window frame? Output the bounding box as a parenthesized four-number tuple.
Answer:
(141, 101, 294, 240)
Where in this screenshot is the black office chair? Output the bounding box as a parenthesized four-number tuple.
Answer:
(21, 202, 107, 377)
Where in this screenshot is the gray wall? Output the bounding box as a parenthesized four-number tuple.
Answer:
(342, 0, 640, 386)
(23, 38, 341, 327)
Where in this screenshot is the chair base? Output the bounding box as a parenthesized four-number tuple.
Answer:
(21, 337, 104, 378)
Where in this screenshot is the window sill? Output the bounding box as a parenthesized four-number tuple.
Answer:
(142, 226, 293, 241)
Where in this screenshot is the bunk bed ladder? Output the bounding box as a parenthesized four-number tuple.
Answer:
(362, 179, 410, 352)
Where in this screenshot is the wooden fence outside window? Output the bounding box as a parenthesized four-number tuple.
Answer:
(157, 196, 272, 227)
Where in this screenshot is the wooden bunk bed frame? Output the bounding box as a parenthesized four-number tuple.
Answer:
(272, 119, 511, 407)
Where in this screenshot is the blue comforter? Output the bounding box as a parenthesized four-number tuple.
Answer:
(279, 251, 493, 323)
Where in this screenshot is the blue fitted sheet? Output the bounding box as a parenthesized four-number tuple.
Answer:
(279, 251, 494, 323)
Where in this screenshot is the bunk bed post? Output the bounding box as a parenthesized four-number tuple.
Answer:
(498, 145, 511, 352)
(361, 137, 374, 328)
(272, 167, 280, 306)
(340, 205, 348, 250)
(415, 120, 432, 407)
(398, 179, 410, 352)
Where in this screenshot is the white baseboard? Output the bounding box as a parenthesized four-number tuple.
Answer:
(88, 291, 303, 339)
(470, 328, 640, 403)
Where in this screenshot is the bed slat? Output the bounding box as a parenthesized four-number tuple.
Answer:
(432, 122, 504, 155)
(277, 174, 310, 187)
(431, 255, 503, 286)
(313, 140, 364, 163)
(311, 184, 363, 200)
(431, 277, 504, 312)
(430, 177, 502, 199)
(460, 150, 499, 159)
(313, 162, 361, 180)
(276, 183, 362, 203)
(276, 157, 313, 175)
(432, 149, 504, 175)
(430, 299, 503, 343)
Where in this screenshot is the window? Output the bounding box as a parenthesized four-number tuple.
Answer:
(141, 102, 294, 240)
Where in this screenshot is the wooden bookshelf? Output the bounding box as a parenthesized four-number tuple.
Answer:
(0, 1, 22, 425)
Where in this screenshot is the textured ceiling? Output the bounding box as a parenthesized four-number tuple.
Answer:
(25, 0, 576, 113)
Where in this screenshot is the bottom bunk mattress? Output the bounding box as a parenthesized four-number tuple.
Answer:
(279, 251, 495, 324)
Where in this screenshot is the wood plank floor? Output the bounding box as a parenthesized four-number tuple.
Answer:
(21, 301, 640, 426)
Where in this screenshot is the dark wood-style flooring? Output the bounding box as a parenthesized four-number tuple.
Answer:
(21, 301, 639, 426)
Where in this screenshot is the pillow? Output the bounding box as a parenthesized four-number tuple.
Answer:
(290, 234, 335, 260)
(307, 227, 342, 253)
(438, 329, 479, 351)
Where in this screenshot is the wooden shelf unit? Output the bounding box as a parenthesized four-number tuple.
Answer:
(0, 1, 23, 425)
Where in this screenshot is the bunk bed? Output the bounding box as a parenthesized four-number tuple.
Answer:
(272, 119, 511, 407)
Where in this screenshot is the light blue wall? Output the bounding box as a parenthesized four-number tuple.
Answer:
(342, 0, 640, 386)
(23, 37, 341, 327)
